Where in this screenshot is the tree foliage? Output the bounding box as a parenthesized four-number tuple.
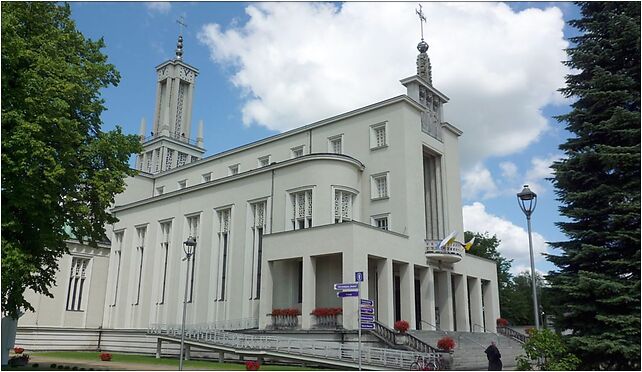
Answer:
(547, 2, 640, 370)
(1, 2, 142, 318)
(516, 328, 581, 371)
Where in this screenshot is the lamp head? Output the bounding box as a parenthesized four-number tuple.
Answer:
(183, 236, 197, 255)
(517, 184, 537, 217)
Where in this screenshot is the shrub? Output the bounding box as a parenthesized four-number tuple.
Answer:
(32, 363, 39, 368)
(496, 318, 509, 327)
(8, 354, 30, 367)
(99, 352, 112, 361)
(72, 367, 78, 370)
(311, 307, 343, 317)
(437, 336, 456, 351)
(51, 364, 57, 368)
(245, 360, 261, 371)
(394, 320, 410, 333)
(516, 328, 580, 370)
(57, 365, 64, 369)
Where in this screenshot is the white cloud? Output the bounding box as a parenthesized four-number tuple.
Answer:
(499, 161, 518, 180)
(462, 163, 499, 200)
(463, 202, 549, 275)
(146, 2, 171, 15)
(198, 2, 569, 168)
(520, 153, 563, 195)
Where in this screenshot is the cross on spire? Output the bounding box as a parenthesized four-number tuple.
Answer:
(416, 4, 426, 40)
(177, 16, 187, 36)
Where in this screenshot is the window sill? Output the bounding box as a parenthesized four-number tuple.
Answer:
(65, 310, 84, 313)
(371, 196, 390, 201)
(370, 145, 388, 151)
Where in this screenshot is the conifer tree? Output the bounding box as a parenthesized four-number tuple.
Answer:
(547, 2, 640, 370)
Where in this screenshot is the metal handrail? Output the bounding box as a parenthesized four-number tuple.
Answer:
(141, 133, 200, 146)
(372, 321, 442, 354)
(497, 326, 529, 344)
(149, 323, 439, 370)
(471, 323, 487, 332)
(420, 320, 440, 331)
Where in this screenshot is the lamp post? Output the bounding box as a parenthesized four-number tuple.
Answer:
(179, 236, 197, 371)
(517, 185, 540, 330)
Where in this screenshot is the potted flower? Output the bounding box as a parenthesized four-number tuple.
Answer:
(245, 360, 261, 371)
(437, 336, 456, 352)
(394, 320, 410, 344)
(13, 346, 24, 354)
(496, 318, 509, 327)
(99, 352, 112, 361)
(8, 353, 29, 367)
(311, 307, 343, 328)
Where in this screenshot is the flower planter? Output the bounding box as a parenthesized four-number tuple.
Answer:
(394, 333, 408, 345)
(99, 353, 112, 361)
(8, 356, 29, 367)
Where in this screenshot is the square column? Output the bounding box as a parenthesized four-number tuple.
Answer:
(400, 263, 416, 329)
(453, 274, 470, 331)
(301, 256, 316, 330)
(435, 270, 454, 331)
(377, 258, 394, 328)
(483, 280, 499, 333)
(342, 253, 369, 330)
(468, 277, 484, 332)
(258, 261, 274, 329)
(420, 267, 436, 330)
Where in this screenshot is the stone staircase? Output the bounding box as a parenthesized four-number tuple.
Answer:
(409, 330, 525, 370)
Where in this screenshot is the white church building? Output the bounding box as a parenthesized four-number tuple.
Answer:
(17, 29, 500, 349)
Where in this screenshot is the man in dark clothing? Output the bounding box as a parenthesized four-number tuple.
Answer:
(484, 341, 503, 370)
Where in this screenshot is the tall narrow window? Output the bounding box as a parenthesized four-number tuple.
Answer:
(134, 226, 146, 305)
(370, 123, 387, 149)
(158, 222, 171, 305)
(217, 209, 231, 300)
(66, 257, 89, 311)
(165, 149, 174, 171)
(334, 189, 355, 223)
(291, 190, 312, 230)
(111, 231, 124, 306)
(328, 135, 343, 154)
(186, 215, 200, 303)
(250, 201, 267, 299)
(372, 173, 389, 199)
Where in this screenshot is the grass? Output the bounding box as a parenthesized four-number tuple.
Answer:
(32, 351, 323, 370)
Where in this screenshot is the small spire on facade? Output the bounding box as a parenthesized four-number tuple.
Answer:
(175, 16, 187, 60)
(415, 4, 432, 85)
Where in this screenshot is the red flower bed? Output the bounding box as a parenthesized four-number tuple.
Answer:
(394, 320, 410, 333)
(99, 352, 112, 361)
(13, 347, 24, 354)
(437, 336, 456, 351)
(496, 317, 509, 327)
(311, 307, 343, 317)
(245, 360, 261, 370)
(271, 308, 301, 317)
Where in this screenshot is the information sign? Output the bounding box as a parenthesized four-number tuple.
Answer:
(360, 299, 374, 306)
(333, 283, 358, 290)
(337, 290, 359, 298)
(355, 271, 364, 282)
(360, 322, 375, 330)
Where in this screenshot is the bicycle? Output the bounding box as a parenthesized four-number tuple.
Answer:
(410, 355, 439, 371)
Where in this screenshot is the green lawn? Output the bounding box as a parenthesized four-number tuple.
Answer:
(32, 351, 323, 370)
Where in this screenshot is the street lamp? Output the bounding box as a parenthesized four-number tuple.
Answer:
(517, 184, 540, 330)
(179, 236, 197, 371)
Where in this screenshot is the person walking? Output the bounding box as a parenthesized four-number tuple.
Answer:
(484, 341, 503, 370)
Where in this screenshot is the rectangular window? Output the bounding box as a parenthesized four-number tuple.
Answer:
(134, 226, 146, 305)
(158, 222, 171, 305)
(258, 155, 270, 168)
(177, 152, 188, 167)
(372, 173, 389, 199)
(146, 151, 153, 172)
(334, 189, 355, 223)
(229, 164, 239, 175)
(250, 201, 267, 299)
(217, 209, 231, 300)
(373, 216, 389, 230)
(202, 172, 212, 182)
(328, 135, 343, 154)
(156, 186, 165, 196)
(66, 257, 90, 311)
(165, 149, 174, 171)
(111, 232, 124, 306)
(178, 179, 187, 190)
(291, 146, 304, 158)
(290, 189, 312, 230)
(186, 215, 200, 303)
(370, 123, 387, 149)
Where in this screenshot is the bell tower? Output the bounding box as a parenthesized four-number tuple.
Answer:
(136, 21, 206, 174)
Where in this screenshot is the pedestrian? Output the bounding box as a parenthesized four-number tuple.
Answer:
(484, 341, 503, 370)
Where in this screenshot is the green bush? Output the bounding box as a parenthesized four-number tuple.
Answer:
(50, 364, 57, 368)
(516, 328, 580, 370)
(32, 363, 39, 368)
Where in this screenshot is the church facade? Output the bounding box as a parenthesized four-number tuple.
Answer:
(18, 33, 500, 338)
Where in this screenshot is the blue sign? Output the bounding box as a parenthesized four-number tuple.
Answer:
(355, 271, 364, 282)
(334, 283, 358, 290)
(360, 307, 375, 314)
(337, 290, 359, 298)
(360, 299, 374, 306)
(361, 314, 375, 321)
(360, 322, 375, 330)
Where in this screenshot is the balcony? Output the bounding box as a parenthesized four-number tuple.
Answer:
(425, 239, 464, 263)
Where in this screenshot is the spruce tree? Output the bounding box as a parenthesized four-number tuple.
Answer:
(547, 2, 640, 370)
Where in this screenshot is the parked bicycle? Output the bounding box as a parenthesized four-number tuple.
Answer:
(410, 355, 442, 371)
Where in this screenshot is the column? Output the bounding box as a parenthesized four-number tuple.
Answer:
(483, 280, 499, 333)
(468, 277, 484, 332)
(377, 258, 394, 328)
(453, 274, 470, 332)
(258, 261, 274, 329)
(301, 256, 316, 330)
(420, 267, 436, 330)
(435, 270, 454, 331)
(400, 263, 416, 329)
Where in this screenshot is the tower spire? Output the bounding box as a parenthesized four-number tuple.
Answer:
(415, 4, 432, 84)
(175, 16, 187, 60)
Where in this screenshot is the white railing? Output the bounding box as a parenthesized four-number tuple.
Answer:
(425, 240, 465, 256)
(148, 323, 441, 370)
(149, 317, 258, 333)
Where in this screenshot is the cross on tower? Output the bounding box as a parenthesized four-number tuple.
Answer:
(177, 16, 187, 36)
(416, 4, 426, 40)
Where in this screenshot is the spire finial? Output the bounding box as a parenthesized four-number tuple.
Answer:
(416, 4, 426, 41)
(414, 4, 432, 84)
(175, 16, 187, 60)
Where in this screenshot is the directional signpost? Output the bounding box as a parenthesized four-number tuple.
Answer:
(335, 272, 370, 371)
(337, 291, 359, 298)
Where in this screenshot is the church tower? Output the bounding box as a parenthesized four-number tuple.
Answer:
(136, 31, 205, 174)
(400, 5, 449, 141)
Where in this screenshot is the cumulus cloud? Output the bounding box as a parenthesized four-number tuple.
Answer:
(463, 202, 549, 275)
(462, 163, 499, 200)
(146, 2, 171, 15)
(521, 153, 563, 195)
(198, 2, 569, 168)
(499, 161, 518, 180)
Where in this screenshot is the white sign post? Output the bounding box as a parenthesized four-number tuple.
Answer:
(355, 271, 363, 371)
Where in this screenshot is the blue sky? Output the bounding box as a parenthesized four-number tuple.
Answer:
(69, 2, 582, 277)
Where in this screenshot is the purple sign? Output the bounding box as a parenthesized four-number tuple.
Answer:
(337, 291, 359, 298)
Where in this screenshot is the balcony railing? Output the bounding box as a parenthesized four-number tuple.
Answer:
(141, 133, 200, 146)
(425, 239, 464, 263)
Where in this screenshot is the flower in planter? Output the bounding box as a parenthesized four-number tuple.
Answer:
(311, 307, 343, 317)
(437, 336, 456, 351)
(271, 308, 301, 317)
(394, 320, 410, 333)
(496, 318, 509, 327)
(245, 360, 261, 371)
(13, 346, 24, 354)
(8, 353, 30, 367)
(99, 352, 112, 361)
